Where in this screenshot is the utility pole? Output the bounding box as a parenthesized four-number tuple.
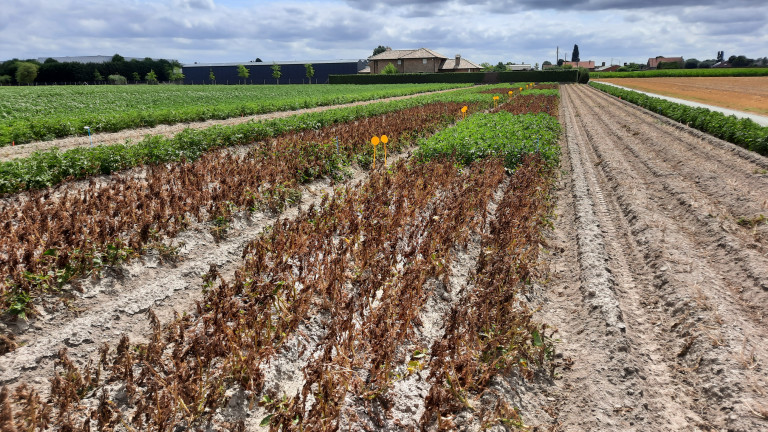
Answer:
(556, 46, 559, 64)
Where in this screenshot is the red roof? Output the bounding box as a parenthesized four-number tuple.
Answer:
(563, 61, 595, 69)
(647, 56, 683, 68)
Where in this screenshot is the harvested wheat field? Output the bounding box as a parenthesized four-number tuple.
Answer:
(596, 76, 768, 115)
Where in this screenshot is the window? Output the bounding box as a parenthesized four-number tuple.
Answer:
(397, 60, 402, 64)
(423, 59, 427, 64)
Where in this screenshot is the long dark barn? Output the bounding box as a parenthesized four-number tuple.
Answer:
(182, 59, 367, 85)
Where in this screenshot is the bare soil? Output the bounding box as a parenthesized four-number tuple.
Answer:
(0, 87, 465, 162)
(595, 76, 768, 115)
(533, 83, 768, 431)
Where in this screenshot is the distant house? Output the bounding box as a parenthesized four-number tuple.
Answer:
(366, 48, 481, 74)
(563, 61, 596, 70)
(647, 56, 684, 69)
(595, 64, 621, 72)
(506, 64, 533, 71)
(712, 61, 732, 68)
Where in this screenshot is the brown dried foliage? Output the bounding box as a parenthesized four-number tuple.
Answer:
(421, 155, 557, 429)
(0, 102, 467, 316)
(491, 94, 559, 117)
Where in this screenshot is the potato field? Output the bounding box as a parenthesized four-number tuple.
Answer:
(0, 83, 564, 431)
(3, 78, 768, 431)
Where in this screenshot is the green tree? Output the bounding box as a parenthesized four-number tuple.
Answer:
(145, 69, 158, 84)
(255, 57, 262, 62)
(111, 53, 125, 62)
(381, 63, 398, 74)
(132, 72, 141, 82)
(93, 69, 104, 82)
(480, 62, 493, 71)
(305, 63, 315, 84)
(209, 69, 216, 84)
(534, 62, 539, 70)
(237, 64, 250, 83)
(271, 63, 282, 84)
(571, 44, 580, 62)
(15, 62, 38, 84)
(493, 61, 507, 72)
(168, 67, 184, 83)
(372, 45, 389, 56)
(0, 75, 11, 85)
(684, 58, 700, 69)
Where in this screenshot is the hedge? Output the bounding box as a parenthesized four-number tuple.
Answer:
(330, 70, 579, 84)
(590, 82, 768, 156)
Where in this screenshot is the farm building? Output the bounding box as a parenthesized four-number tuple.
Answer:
(506, 64, 533, 71)
(364, 48, 481, 74)
(562, 60, 596, 70)
(647, 56, 684, 69)
(181, 59, 367, 85)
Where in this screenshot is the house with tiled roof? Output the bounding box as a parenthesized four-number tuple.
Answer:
(563, 60, 596, 70)
(647, 56, 684, 69)
(365, 48, 481, 74)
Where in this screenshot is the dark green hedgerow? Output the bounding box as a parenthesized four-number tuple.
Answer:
(590, 82, 768, 156)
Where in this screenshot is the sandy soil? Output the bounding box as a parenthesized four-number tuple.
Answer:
(595, 76, 768, 116)
(0, 87, 464, 162)
(533, 83, 768, 431)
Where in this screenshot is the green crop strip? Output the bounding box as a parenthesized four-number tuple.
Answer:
(0, 83, 471, 145)
(590, 82, 768, 156)
(0, 86, 504, 195)
(415, 111, 561, 169)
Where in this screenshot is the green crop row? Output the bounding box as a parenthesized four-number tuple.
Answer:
(590, 82, 768, 156)
(0, 83, 470, 145)
(415, 111, 561, 169)
(0, 86, 505, 195)
(591, 68, 768, 79)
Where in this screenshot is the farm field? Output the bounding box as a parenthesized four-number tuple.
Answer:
(2, 81, 768, 431)
(0, 83, 468, 145)
(0, 85, 564, 430)
(594, 76, 768, 115)
(590, 67, 768, 79)
(545, 84, 768, 431)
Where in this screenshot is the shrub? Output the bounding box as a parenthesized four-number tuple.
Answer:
(577, 67, 590, 84)
(381, 63, 398, 74)
(108, 74, 127, 85)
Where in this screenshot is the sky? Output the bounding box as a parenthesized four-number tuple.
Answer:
(1, 0, 766, 67)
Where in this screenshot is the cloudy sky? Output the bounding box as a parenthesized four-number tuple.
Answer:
(1, 0, 766, 66)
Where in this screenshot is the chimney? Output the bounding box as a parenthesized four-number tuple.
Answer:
(455, 54, 461, 68)
(602, 61, 605, 66)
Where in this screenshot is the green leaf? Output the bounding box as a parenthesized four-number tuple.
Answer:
(42, 248, 58, 257)
(532, 329, 543, 347)
(260, 414, 274, 426)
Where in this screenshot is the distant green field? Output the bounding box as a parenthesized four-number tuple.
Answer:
(0, 83, 469, 145)
(591, 68, 768, 79)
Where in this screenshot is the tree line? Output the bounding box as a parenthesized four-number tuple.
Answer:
(0, 54, 183, 85)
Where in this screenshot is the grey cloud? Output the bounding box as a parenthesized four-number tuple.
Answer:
(173, 0, 216, 10)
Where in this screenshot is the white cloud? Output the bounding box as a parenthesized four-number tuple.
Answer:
(0, 0, 765, 66)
